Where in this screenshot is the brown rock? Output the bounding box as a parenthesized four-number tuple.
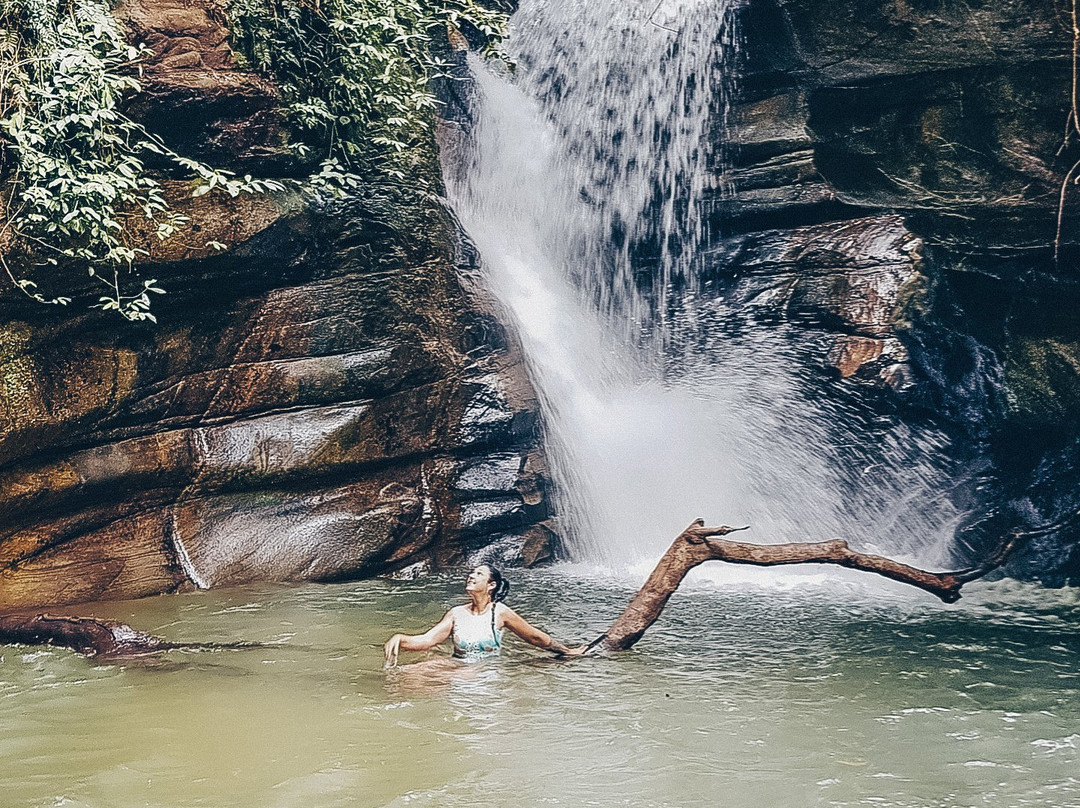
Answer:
(828, 336, 884, 378)
(116, 0, 296, 171)
(826, 335, 912, 392)
(0, 0, 553, 610)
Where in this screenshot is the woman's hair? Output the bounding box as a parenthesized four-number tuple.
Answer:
(483, 563, 511, 603)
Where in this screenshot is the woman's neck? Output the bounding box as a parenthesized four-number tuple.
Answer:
(469, 593, 492, 613)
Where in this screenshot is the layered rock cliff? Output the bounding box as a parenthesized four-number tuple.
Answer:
(710, 0, 1079, 582)
(0, 0, 554, 609)
(4, 0, 1077, 608)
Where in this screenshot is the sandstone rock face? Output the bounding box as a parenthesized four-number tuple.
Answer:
(707, 0, 1080, 582)
(118, 0, 296, 171)
(0, 0, 553, 609)
(704, 214, 925, 390)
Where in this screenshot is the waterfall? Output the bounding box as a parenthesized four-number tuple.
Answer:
(445, 0, 964, 575)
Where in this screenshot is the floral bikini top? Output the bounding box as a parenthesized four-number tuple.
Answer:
(451, 603, 506, 660)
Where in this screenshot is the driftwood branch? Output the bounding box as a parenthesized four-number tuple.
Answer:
(0, 613, 265, 658)
(0, 613, 171, 657)
(596, 520, 1024, 652)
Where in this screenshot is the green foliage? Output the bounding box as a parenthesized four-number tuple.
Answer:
(0, 0, 504, 321)
(0, 0, 283, 320)
(228, 0, 506, 183)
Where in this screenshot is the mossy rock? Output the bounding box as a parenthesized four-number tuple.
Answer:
(1003, 337, 1080, 428)
(890, 270, 931, 334)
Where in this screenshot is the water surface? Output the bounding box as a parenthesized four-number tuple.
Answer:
(3, 569, 1078, 807)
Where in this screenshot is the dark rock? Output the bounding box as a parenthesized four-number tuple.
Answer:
(748, 0, 1066, 87)
(707, 0, 1080, 579)
(703, 214, 927, 390)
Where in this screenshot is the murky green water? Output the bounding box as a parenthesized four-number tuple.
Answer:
(2, 568, 1079, 808)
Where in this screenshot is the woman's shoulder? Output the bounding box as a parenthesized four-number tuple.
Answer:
(494, 602, 514, 617)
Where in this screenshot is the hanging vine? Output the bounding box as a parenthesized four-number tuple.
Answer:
(227, 0, 506, 187)
(0, 0, 286, 321)
(1054, 0, 1080, 265)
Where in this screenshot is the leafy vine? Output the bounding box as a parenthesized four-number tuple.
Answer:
(0, 0, 503, 321)
(227, 0, 507, 185)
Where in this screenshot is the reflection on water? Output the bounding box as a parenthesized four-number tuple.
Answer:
(2, 569, 1079, 808)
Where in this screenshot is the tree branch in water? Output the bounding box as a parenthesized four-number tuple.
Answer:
(0, 612, 265, 658)
(0, 613, 170, 657)
(596, 519, 1024, 652)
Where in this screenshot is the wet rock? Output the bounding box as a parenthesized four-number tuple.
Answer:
(703, 214, 928, 392)
(466, 521, 559, 569)
(713, 0, 1080, 579)
(173, 479, 430, 587)
(453, 450, 548, 505)
(714, 88, 842, 230)
(446, 443, 553, 568)
(458, 498, 527, 536)
(454, 453, 525, 495)
(457, 374, 519, 448)
(827, 336, 913, 393)
(387, 559, 433, 581)
(0, 0, 554, 609)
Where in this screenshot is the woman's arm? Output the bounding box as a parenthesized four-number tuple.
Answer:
(500, 606, 583, 657)
(384, 610, 454, 666)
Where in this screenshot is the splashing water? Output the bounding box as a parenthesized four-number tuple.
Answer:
(445, 0, 965, 575)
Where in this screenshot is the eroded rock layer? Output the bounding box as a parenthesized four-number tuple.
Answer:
(0, 0, 554, 609)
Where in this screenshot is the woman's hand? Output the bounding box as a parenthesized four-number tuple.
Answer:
(384, 634, 402, 667)
(551, 644, 589, 658)
(382, 612, 455, 670)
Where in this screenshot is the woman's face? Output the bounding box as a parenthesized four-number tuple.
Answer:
(465, 565, 495, 596)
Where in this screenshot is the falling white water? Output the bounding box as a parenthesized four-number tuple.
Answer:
(445, 0, 965, 574)
(499, 0, 737, 346)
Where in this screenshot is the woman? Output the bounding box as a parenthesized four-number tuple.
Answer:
(383, 564, 583, 666)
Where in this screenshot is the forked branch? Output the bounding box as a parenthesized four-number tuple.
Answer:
(595, 520, 1024, 652)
